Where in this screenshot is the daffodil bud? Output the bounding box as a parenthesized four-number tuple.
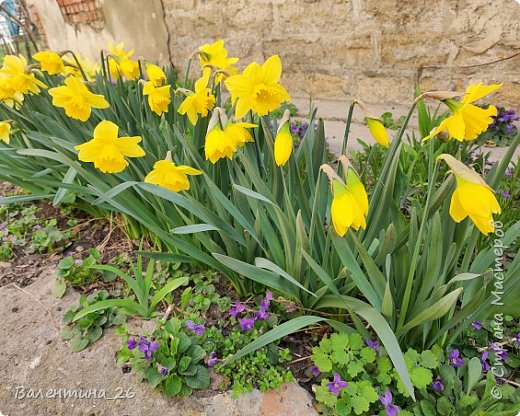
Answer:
(274, 109, 292, 166)
(366, 117, 389, 147)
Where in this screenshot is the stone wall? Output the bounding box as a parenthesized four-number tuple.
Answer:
(29, 0, 520, 108)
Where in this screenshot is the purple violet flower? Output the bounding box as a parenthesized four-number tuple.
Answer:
(74, 258, 83, 265)
(432, 377, 444, 391)
(365, 339, 380, 352)
(138, 337, 159, 361)
(309, 365, 321, 377)
(229, 301, 246, 317)
(185, 320, 205, 335)
(159, 366, 168, 376)
(127, 337, 137, 350)
(449, 349, 464, 368)
(491, 342, 508, 360)
(480, 350, 491, 372)
(239, 316, 255, 331)
(471, 321, 483, 330)
(515, 333, 520, 346)
(499, 189, 511, 200)
(326, 373, 348, 395)
(379, 389, 399, 416)
(208, 351, 218, 367)
(256, 306, 270, 321)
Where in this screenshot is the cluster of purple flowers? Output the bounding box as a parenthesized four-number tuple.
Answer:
(229, 291, 273, 332)
(185, 320, 205, 335)
(127, 336, 159, 361)
(491, 108, 519, 135)
(290, 122, 315, 142)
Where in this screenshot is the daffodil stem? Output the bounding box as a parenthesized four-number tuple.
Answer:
(397, 138, 436, 330)
(341, 101, 357, 156)
(63, 50, 88, 82)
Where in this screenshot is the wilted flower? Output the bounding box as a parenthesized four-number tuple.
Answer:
(185, 320, 205, 335)
(327, 373, 348, 395)
(225, 54, 290, 119)
(437, 154, 501, 235)
(274, 109, 293, 166)
(448, 349, 464, 368)
(432, 377, 444, 391)
(49, 76, 109, 121)
(229, 300, 245, 317)
(75, 120, 145, 173)
(144, 151, 202, 192)
(423, 83, 502, 142)
(239, 316, 255, 331)
(379, 389, 399, 416)
(33, 51, 64, 75)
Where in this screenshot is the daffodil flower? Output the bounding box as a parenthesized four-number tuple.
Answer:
(274, 109, 293, 166)
(178, 70, 216, 124)
(225, 54, 291, 119)
(0, 121, 11, 144)
(49, 76, 109, 121)
(144, 151, 202, 192)
(198, 40, 238, 83)
(424, 83, 502, 142)
(33, 51, 64, 75)
(366, 117, 389, 147)
(143, 81, 171, 116)
(107, 42, 139, 80)
(204, 108, 257, 163)
(0, 73, 24, 107)
(0, 55, 47, 95)
(437, 154, 500, 235)
(75, 120, 145, 173)
(145, 63, 166, 87)
(322, 157, 368, 236)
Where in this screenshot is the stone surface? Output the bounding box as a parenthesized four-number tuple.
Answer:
(0, 268, 318, 416)
(29, 0, 520, 108)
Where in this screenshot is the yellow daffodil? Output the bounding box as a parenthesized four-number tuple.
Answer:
(224, 121, 256, 148)
(143, 81, 171, 116)
(0, 73, 24, 107)
(322, 157, 368, 236)
(225, 54, 291, 119)
(423, 83, 502, 142)
(0, 121, 11, 144)
(75, 120, 145, 173)
(62, 54, 100, 81)
(146, 63, 166, 87)
(178, 71, 215, 124)
(204, 108, 256, 163)
(33, 51, 64, 75)
(366, 118, 389, 147)
(437, 154, 500, 235)
(274, 109, 293, 166)
(48, 76, 109, 121)
(0, 55, 46, 95)
(198, 39, 238, 83)
(108, 42, 139, 80)
(145, 151, 202, 192)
